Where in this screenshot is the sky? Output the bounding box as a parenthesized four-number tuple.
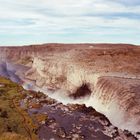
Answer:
(0, 0, 140, 46)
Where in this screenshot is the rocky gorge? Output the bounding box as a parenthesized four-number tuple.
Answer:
(0, 43, 140, 139)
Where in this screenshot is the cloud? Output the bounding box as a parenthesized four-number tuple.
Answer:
(113, 0, 140, 6)
(0, 0, 140, 45)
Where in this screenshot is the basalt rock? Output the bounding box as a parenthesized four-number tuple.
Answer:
(0, 43, 140, 135)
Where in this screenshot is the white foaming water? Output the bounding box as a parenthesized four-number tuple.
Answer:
(86, 95, 140, 133)
(48, 89, 91, 105)
(48, 90, 140, 132)
(23, 82, 90, 105)
(22, 81, 140, 138)
(46, 89, 140, 139)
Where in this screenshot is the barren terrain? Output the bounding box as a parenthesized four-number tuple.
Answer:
(0, 43, 140, 139)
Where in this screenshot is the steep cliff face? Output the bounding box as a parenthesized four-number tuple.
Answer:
(0, 44, 140, 134)
(25, 45, 140, 90)
(24, 55, 140, 132)
(25, 56, 97, 92)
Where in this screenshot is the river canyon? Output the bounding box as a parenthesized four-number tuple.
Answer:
(0, 43, 140, 139)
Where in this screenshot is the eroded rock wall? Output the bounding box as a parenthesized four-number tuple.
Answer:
(0, 43, 140, 133)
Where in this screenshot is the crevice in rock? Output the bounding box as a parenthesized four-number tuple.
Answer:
(70, 83, 92, 99)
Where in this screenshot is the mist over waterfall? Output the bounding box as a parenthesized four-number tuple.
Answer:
(1, 62, 139, 134)
(22, 76, 140, 134)
(0, 61, 29, 84)
(0, 61, 22, 83)
(1, 59, 140, 135)
(49, 88, 140, 133)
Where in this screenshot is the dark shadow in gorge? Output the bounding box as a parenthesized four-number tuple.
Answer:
(70, 83, 92, 99)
